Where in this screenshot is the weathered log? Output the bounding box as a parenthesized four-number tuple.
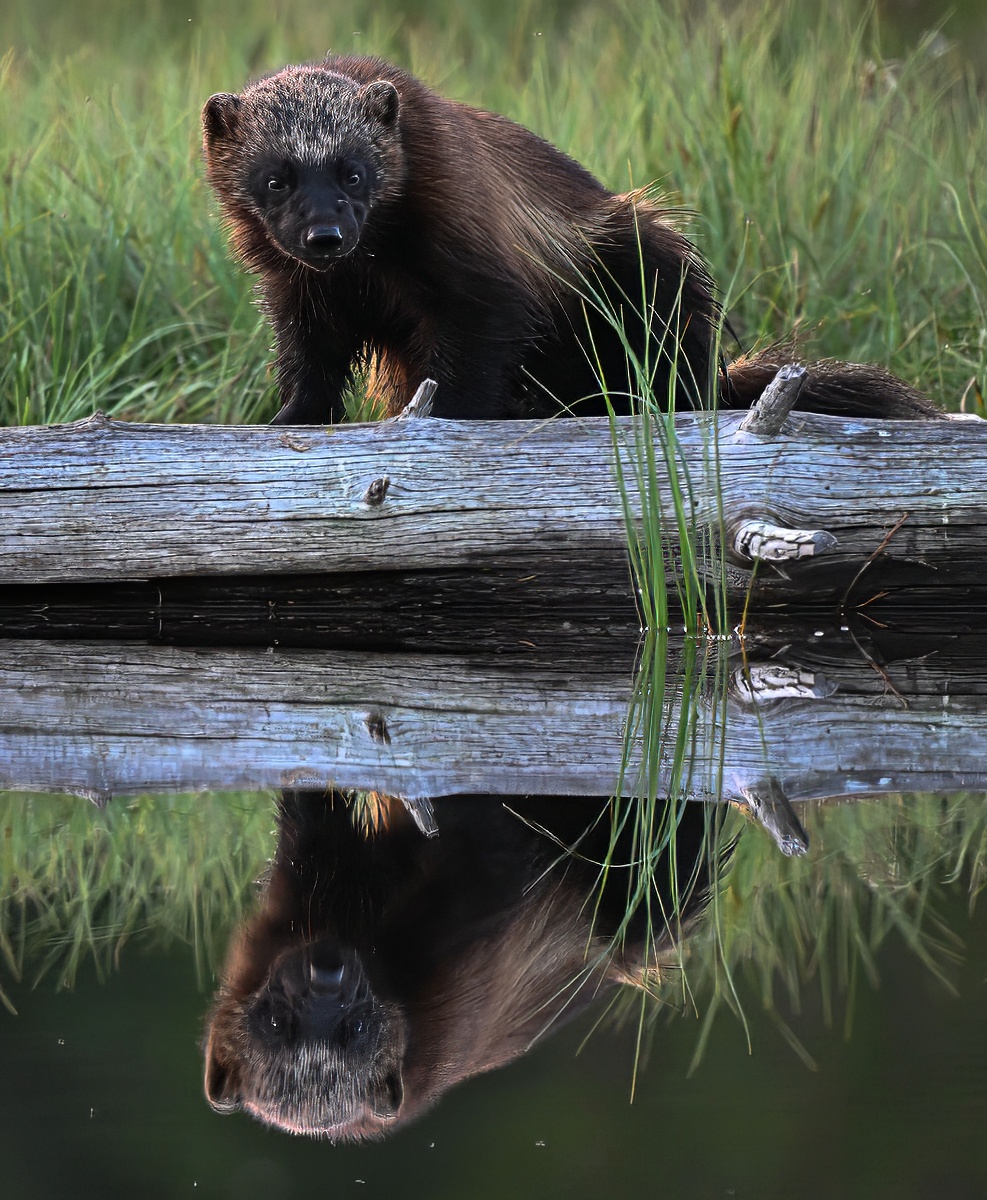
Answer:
(2, 631, 986, 804)
(1, 409, 986, 603)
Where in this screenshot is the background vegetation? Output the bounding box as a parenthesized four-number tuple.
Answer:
(0, 791, 271, 1012)
(1, 0, 984, 426)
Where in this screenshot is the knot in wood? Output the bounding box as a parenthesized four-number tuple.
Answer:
(362, 476, 391, 507)
(365, 712, 391, 744)
(73, 410, 114, 433)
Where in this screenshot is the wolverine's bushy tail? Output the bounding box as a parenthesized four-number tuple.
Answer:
(721, 350, 944, 419)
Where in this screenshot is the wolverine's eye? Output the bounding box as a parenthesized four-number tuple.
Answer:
(267, 175, 289, 193)
(346, 170, 363, 188)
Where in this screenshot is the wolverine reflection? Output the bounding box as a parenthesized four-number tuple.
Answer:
(204, 791, 712, 1140)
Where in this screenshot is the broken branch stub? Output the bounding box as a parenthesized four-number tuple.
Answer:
(394, 378, 438, 420)
(739, 363, 807, 436)
(733, 519, 839, 563)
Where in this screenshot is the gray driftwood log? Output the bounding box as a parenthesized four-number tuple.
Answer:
(1, 405, 986, 602)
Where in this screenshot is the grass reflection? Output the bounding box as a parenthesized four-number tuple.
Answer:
(0, 791, 274, 1011)
(691, 793, 986, 1065)
(2, 784, 983, 1075)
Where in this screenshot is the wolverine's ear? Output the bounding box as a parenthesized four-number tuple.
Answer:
(358, 80, 400, 128)
(203, 93, 242, 141)
(204, 1039, 243, 1114)
(370, 1069, 404, 1120)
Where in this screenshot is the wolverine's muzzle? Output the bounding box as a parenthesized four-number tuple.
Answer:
(305, 223, 345, 254)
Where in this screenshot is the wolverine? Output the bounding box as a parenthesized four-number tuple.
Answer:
(203, 56, 941, 425)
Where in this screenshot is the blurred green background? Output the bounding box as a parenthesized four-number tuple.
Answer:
(1, 0, 985, 424)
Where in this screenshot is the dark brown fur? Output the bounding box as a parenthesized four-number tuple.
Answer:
(203, 792, 709, 1141)
(202, 55, 942, 424)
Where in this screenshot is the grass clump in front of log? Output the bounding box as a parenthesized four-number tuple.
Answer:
(586, 293, 722, 634)
(0, 0, 984, 426)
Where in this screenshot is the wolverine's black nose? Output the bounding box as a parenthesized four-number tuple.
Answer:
(305, 224, 345, 253)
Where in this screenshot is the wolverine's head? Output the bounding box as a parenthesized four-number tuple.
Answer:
(203, 65, 404, 270)
(204, 937, 408, 1140)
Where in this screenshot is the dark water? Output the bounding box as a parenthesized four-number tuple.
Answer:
(3, 613, 987, 1200)
(1, 846, 985, 1200)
